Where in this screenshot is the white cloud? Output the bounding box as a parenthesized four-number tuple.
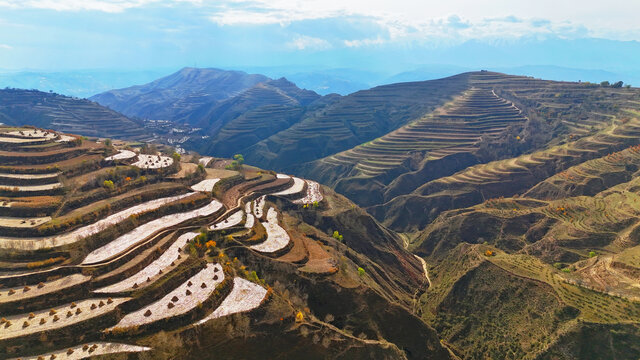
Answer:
(0, 0, 202, 13)
(287, 35, 331, 50)
(0, 44, 12, 49)
(206, 0, 640, 41)
(0, 0, 638, 41)
(344, 37, 385, 48)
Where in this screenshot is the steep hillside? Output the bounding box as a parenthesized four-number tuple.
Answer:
(298, 75, 529, 205)
(243, 73, 472, 170)
(0, 89, 148, 140)
(0, 125, 452, 360)
(373, 78, 640, 233)
(90, 68, 269, 122)
(275, 72, 640, 226)
(192, 78, 321, 136)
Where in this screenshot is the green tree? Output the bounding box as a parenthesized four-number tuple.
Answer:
(600, 81, 610, 87)
(230, 154, 245, 170)
(332, 231, 343, 242)
(171, 152, 181, 162)
(102, 180, 115, 190)
(357, 267, 365, 277)
(104, 138, 112, 147)
(588, 251, 597, 258)
(234, 154, 244, 164)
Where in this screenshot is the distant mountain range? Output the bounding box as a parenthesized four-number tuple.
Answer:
(2, 64, 639, 99)
(89, 68, 270, 122)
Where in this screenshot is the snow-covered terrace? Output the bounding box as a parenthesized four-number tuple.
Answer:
(196, 277, 266, 325)
(250, 207, 290, 253)
(191, 178, 220, 192)
(293, 180, 323, 204)
(0, 193, 194, 251)
(209, 210, 243, 231)
(8, 342, 151, 360)
(95, 232, 199, 293)
(104, 150, 136, 161)
(271, 177, 305, 197)
(112, 263, 224, 328)
(132, 154, 173, 169)
(0, 297, 129, 340)
(253, 195, 265, 219)
(0, 274, 90, 303)
(83, 199, 223, 264)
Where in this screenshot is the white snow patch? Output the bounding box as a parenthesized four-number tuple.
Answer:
(0, 172, 59, 179)
(293, 180, 323, 204)
(6, 129, 56, 139)
(0, 273, 89, 303)
(244, 213, 254, 229)
(0, 216, 50, 228)
(104, 150, 136, 161)
(253, 195, 265, 219)
(196, 277, 266, 325)
(55, 135, 76, 143)
(191, 178, 220, 192)
(113, 263, 224, 328)
(132, 154, 173, 169)
(199, 156, 213, 167)
(95, 232, 199, 293)
(0, 193, 194, 251)
(0, 297, 129, 340)
(210, 210, 243, 230)
(83, 199, 223, 264)
(0, 183, 62, 192)
(0, 137, 47, 143)
(8, 342, 151, 360)
(250, 207, 290, 253)
(271, 177, 305, 197)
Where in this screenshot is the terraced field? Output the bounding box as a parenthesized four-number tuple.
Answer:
(243, 73, 472, 170)
(321, 87, 527, 178)
(0, 125, 436, 359)
(0, 89, 149, 141)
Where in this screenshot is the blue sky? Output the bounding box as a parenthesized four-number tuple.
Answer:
(0, 0, 639, 70)
(0, 0, 639, 96)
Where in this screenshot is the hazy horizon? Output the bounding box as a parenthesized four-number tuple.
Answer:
(1, 0, 640, 96)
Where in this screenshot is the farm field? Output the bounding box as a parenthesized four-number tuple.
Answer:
(0, 125, 433, 359)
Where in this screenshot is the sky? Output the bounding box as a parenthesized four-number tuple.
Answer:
(0, 0, 639, 94)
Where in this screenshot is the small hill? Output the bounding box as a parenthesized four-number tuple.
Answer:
(90, 67, 269, 122)
(0, 88, 148, 140)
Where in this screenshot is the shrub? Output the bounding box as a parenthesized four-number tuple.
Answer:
(102, 180, 115, 190)
(588, 251, 597, 258)
(357, 267, 365, 277)
(332, 230, 343, 242)
(227, 154, 245, 170)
